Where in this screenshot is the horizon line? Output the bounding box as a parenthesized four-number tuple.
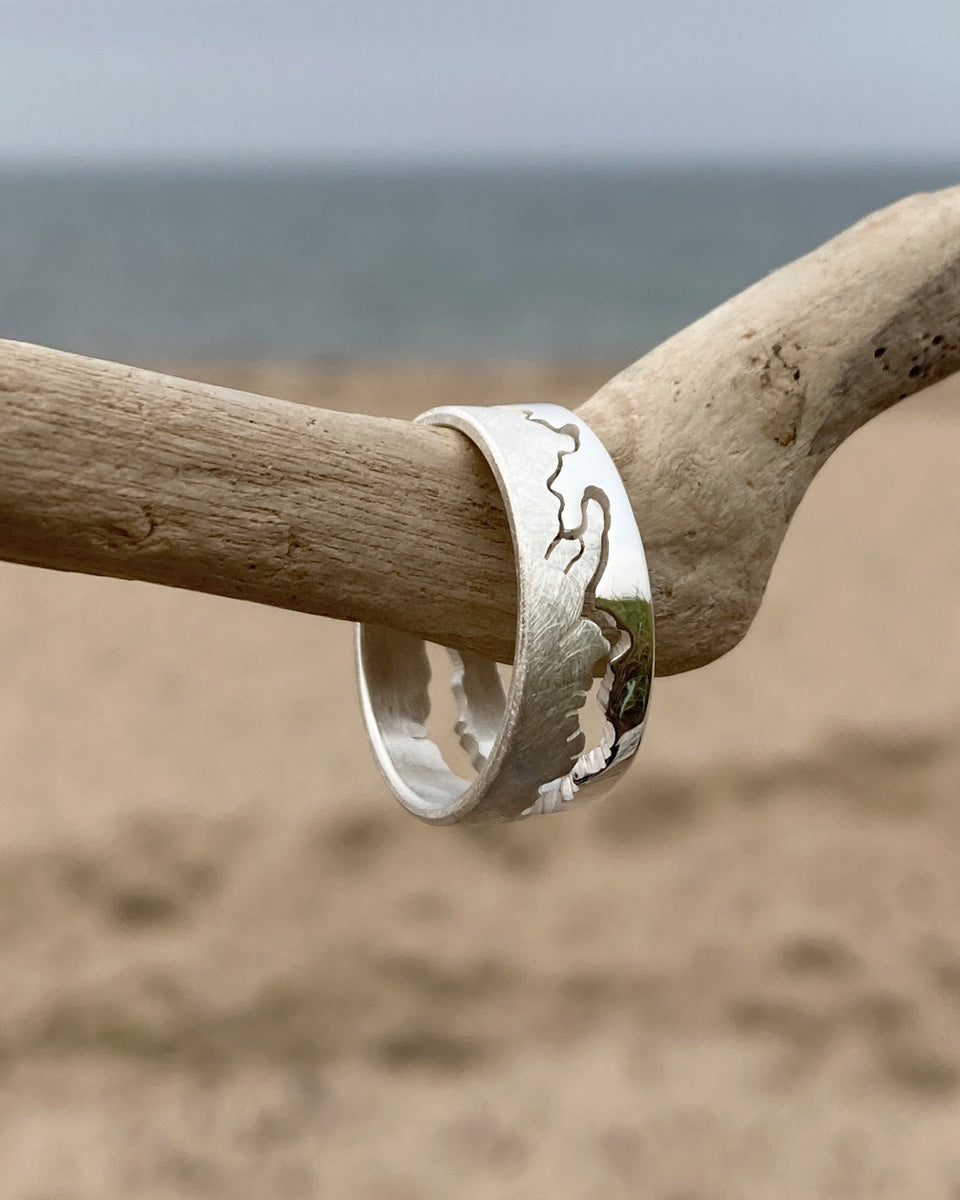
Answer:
(1, 151, 959, 174)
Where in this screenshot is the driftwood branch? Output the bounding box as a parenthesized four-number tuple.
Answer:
(1, 186, 959, 675)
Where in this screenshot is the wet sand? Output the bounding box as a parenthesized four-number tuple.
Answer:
(1, 360, 959, 1198)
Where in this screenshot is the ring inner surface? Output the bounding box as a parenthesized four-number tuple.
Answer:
(357, 624, 509, 819)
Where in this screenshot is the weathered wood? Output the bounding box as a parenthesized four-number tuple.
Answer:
(1, 186, 959, 674)
(581, 185, 960, 670)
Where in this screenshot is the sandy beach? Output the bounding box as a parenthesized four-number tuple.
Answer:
(1, 358, 959, 1199)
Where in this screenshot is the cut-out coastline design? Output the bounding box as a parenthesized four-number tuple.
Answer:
(448, 410, 647, 815)
(356, 402, 653, 824)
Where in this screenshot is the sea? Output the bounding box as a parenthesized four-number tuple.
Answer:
(0, 161, 957, 361)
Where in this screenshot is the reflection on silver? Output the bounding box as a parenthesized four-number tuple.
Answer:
(356, 403, 654, 825)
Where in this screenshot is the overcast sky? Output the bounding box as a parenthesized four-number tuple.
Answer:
(1, 0, 958, 164)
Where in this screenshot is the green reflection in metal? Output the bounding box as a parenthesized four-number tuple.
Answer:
(598, 593, 654, 733)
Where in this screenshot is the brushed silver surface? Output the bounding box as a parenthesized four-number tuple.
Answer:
(356, 403, 654, 824)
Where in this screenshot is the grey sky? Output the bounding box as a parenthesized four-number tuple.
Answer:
(1, 1, 958, 163)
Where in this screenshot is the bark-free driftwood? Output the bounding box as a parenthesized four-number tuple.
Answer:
(1, 187, 959, 674)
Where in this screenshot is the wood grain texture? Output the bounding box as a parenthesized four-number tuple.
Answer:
(1, 186, 959, 674)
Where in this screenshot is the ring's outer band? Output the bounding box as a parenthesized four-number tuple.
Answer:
(355, 403, 654, 825)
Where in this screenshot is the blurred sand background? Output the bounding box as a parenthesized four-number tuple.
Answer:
(1, 359, 959, 1199)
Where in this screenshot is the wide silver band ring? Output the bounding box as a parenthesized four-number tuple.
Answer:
(356, 403, 654, 825)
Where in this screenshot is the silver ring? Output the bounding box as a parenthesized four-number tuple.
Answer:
(356, 403, 654, 825)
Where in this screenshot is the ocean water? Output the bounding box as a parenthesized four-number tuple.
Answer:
(0, 162, 957, 360)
